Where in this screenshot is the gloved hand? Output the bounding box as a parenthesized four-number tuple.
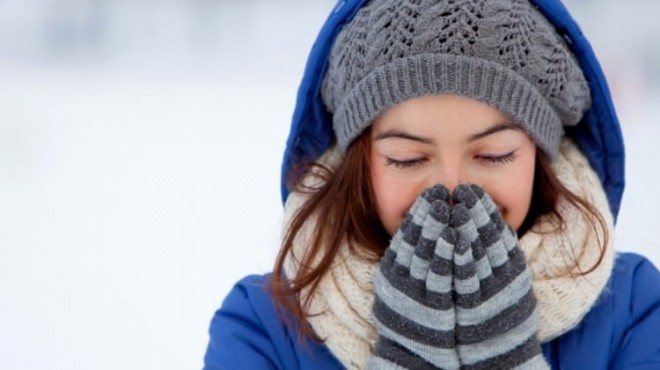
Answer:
(450, 184, 548, 369)
(367, 184, 461, 370)
(368, 183, 549, 370)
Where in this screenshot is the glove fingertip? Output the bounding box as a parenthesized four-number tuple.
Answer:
(449, 203, 471, 228)
(479, 221, 501, 246)
(452, 183, 478, 207)
(430, 200, 451, 224)
(451, 183, 466, 202)
(421, 184, 450, 203)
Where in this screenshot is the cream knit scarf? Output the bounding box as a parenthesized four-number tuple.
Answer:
(283, 140, 614, 370)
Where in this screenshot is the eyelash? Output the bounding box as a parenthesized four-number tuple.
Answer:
(385, 157, 427, 169)
(476, 151, 518, 165)
(385, 151, 518, 169)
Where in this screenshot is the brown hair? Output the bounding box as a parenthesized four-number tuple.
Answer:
(519, 148, 608, 274)
(270, 130, 608, 342)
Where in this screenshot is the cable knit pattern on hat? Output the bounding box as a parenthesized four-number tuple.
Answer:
(283, 139, 614, 370)
(322, 0, 591, 158)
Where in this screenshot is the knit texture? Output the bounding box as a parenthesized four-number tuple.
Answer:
(368, 185, 460, 369)
(450, 185, 547, 369)
(367, 183, 549, 369)
(321, 0, 591, 158)
(283, 139, 613, 370)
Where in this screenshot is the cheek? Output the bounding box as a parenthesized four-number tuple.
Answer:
(370, 163, 420, 236)
(489, 158, 536, 231)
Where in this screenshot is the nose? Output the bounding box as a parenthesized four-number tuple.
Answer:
(428, 161, 463, 194)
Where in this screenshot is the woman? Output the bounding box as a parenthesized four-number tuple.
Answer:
(204, 0, 660, 369)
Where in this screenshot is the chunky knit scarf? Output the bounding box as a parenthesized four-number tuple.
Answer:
(283, 140, 614, 370)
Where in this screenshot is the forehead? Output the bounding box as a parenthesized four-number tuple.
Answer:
(371, 95, 520, 139)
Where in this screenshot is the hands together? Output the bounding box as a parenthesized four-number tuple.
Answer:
(368, 184, 548, 370)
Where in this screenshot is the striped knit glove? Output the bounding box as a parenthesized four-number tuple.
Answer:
(450, 184, 549, 369)
(367, 184, 461, 370)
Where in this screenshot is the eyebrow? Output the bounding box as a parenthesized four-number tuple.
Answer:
(373, 122, 520, 144)
(373, 129, 434, 144)
(468, 122, 521, 142)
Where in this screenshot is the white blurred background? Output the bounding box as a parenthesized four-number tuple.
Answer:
(0, 1, 658, 369)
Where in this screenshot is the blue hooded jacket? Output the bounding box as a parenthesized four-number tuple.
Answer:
(204, 1, 660, 369)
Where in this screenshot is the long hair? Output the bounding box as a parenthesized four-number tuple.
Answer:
(519, 147, 609, 275)
(270, 130, 609, 341)
(271, 127, 388, 341)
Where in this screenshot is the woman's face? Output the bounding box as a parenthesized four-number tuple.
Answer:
(369, 94, 537, 236)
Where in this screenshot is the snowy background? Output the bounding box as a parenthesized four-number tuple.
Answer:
(1, 1, 658, 369)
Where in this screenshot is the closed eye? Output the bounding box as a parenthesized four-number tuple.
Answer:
(385, 157, 427, 169)
(476, 151, 518, 165)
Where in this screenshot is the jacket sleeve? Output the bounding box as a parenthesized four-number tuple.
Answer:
(611, 254, 660, 369)
(203, 275, 287, 370)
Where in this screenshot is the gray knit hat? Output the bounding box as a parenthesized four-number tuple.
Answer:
(321, 0, 591, 158)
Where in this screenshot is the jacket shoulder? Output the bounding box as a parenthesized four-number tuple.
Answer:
(608, 252, 660, 369)
(203, 274, 343, 370)
(203, 274, 285, 369)
(546, 252, 660, 369)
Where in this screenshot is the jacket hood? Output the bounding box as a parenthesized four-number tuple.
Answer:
(280, 0, 625, 221)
